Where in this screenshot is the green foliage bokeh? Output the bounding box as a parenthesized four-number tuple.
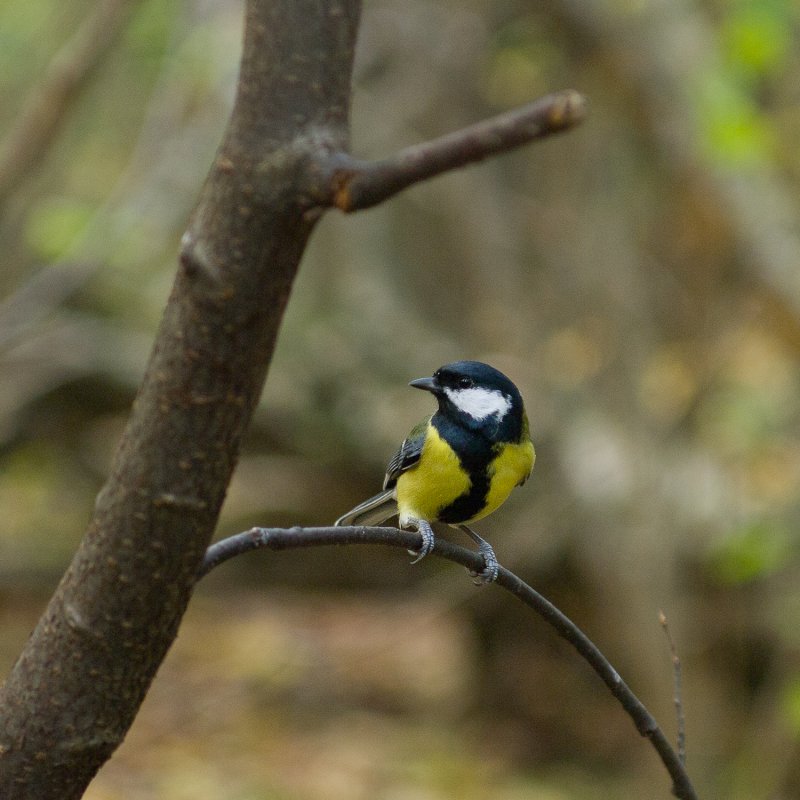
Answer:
(1, 0, 800, 798)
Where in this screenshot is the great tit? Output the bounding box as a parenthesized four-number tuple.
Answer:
(335, 360, 535, 582)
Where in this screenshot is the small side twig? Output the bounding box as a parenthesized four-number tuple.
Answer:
(325, 90, 587, 212)
(199, 525, 697, 800)
(660, 609, 687, 766)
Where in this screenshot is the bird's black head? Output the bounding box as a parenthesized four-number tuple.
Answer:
(409, 360, 525, 441)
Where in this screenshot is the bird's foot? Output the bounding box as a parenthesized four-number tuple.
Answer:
(406, 518, 435, 564)
(458, 525, 499, 584)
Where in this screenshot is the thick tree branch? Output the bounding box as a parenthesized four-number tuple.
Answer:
(200, 526, 698, 800)
(325, 90, 587, 211)
(0, 2, 586, 797)
(0, 2, 360, 797)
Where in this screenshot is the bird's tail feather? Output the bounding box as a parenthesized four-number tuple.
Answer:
(335, 490, 396, 527)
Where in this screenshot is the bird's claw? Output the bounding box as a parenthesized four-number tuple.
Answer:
(403, 520, 498, 582)
(458, 524, 499, 585)
(469, 540, 499, 585)
(407, 519, 435, 564)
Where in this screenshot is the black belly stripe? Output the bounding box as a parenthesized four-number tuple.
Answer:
(438, 470, 489, 523)
(431, 414, 495, 524)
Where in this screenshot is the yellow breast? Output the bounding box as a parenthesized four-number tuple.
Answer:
(394, 423, 535, 526)
(469, 439, 535, 523)
(395, 424, 470, 525)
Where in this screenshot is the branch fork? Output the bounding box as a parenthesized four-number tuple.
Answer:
(0, 2, 591, 797)
(322, 90, 587, 212)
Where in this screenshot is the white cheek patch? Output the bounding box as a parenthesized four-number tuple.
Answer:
(444, 386, 511, 421)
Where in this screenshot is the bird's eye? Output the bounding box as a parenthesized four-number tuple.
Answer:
(458, 377, 473, 389)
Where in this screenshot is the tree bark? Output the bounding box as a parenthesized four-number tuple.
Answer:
(0, 2, 359, 797)
(0, 1, 585, 796)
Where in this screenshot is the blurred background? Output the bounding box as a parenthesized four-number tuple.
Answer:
(2, 0, 800, 797)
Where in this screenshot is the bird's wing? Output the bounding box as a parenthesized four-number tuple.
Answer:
(382, 417, 430, 490)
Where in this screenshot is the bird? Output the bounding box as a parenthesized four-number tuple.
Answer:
(335, 360, 535, 582)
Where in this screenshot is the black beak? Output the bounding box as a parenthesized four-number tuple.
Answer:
(409, 376, 438, 393)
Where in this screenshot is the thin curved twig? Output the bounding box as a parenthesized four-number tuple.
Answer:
(199, 525, 698, 800)
(326, 90, 587, 212)
(660, 610, 687, 766)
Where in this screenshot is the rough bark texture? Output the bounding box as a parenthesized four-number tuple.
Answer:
(0, 0, 591, 795)
(0, 2, 360, 797)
